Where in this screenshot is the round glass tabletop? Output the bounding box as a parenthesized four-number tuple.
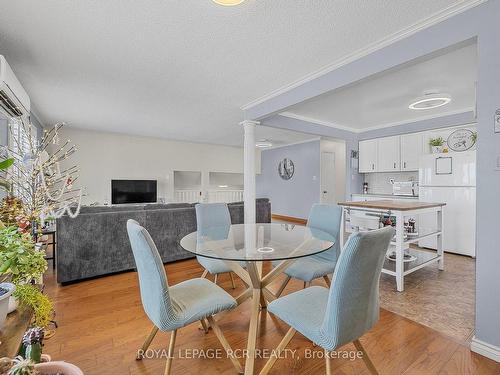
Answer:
(180, 223, 335, 262)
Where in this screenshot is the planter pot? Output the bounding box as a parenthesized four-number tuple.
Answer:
(0, 283, 15, 327)
(8, 296, 19, 314)
(431, 146, 442, 154)
(35, 361, 84, 375)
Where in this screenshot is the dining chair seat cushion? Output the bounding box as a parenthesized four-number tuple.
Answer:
(267, 286, 330, 347)
(197, 256, 246, 275)
(280, 256, 336, 282)
(165, 278, 237, 330)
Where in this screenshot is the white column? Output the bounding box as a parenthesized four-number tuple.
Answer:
(241, 120, 259, 224)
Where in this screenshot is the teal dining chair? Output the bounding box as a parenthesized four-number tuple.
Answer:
(274, 204, 342, 297)
(261, 226, 394, 375)
(126, 220, 243, 375)
(195, 203, 243, 289)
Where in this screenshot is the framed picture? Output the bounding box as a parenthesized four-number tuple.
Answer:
(447, 129, 475, 152)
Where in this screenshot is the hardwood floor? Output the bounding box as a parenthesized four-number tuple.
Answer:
(43, 259, 499, 375)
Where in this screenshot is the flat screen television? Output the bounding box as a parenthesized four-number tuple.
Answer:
(111, 180, 157, 204)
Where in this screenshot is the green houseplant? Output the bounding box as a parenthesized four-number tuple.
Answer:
(0, 157, 15, 194)
(429, 137, 444, 153)
(23, 327, 44, 364)
(0, 223, 52, 327)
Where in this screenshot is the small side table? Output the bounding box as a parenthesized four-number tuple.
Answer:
(40, 229, 57, 270)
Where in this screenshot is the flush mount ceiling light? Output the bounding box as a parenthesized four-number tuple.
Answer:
(255, 139, 273, 148)
(212, 0, 245, 6)
(409, 92, 452, 110)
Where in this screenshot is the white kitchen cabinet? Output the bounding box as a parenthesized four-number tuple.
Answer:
(377, 136, 401, 172)
(359, 139, 378, 173)
(401, 133, 424, 171)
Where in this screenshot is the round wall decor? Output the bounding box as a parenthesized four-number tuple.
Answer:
(278, 158, 294, 180)
(447, 129, 476, 152)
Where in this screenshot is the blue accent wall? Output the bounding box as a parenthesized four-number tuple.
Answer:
(256, 140, 320, 219)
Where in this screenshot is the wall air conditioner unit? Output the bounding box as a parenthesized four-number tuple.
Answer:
(0, 55, 30, 117)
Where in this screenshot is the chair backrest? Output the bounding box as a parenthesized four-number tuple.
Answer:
(307, 204, 342, 262)
(127, 219, 174, 329)
(319, 226, 394, 349)
(195, 203, 231, 233)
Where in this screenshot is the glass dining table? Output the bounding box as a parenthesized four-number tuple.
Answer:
(180, 222, 335, 375)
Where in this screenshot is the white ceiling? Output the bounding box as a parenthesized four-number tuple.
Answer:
(0, 0, 478, 146)
(282, 42, 477, 132)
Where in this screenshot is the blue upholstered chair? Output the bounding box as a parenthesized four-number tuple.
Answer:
(126, 220, 242, 375)
(275, 204, 342, 296)
(261, 226, 394, 375)
(195, 203, 243, 289)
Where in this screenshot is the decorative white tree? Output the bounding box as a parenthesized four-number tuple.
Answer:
(3, 117, 83, 226)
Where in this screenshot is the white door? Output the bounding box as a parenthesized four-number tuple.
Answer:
(320, 152, 336, 204)
(359, 139, 378, 172)
(401, 133, 423, 171)
(377, 136, 401, 172)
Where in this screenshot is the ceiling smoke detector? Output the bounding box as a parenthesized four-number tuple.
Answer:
(409, 92, 452, 110)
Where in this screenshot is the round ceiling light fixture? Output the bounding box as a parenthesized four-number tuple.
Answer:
(409, 92, 452, 110)
(212, 0, 245, 6)
(255, 139, 273, 148)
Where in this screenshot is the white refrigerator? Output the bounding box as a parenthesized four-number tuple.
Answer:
(418, 151, 476, 257)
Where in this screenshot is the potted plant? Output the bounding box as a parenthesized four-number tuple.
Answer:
(22, 328, 44, 364)
(0, 222, 52, 325)
(429, 137, 444, 153)
(5, 356, 36, 375)
(0, 282, 15, 327)
(0, 356, 84, 375)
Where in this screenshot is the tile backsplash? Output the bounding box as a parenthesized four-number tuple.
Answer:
(363, 172, 418, 195)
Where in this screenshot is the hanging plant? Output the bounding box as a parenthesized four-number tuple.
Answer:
(14, 284, 53, 328)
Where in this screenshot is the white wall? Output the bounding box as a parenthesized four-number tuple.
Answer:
(59, 128, 260, 205)
(320, 139, 346, 203)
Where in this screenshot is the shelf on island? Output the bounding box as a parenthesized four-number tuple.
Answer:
(382, 247, 441, 275)
(390, 231, 442, 246)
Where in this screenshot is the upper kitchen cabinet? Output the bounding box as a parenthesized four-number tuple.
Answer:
(359, 139, 378, 172)
(401, 133, 424, 171)
(377, 136, 401, 172)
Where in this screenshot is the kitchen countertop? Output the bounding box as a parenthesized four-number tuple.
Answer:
(338, 199, 446, 211)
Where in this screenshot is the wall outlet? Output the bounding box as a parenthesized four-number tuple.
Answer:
(495, 110, 500, 133)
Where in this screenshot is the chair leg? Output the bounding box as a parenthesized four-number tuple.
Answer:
(136, 326, 159, 360)
(214, 274, 218, 285)
(206, 316, 244, 374)
(275, 276, 291, 298)
(303, 281, 307, 289)
(164, 330, 177, 375)
(229, 272, 236, 289)
(325, 349, 331, 375)
(201, 269, 208, 278)
(323, 275, 331, 288)
(200, 318, 210, 334)
(259, 327, 296, 375)
(353, 339, 379, 375)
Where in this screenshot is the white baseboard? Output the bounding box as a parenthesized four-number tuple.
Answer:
(471, 337, 500, 363)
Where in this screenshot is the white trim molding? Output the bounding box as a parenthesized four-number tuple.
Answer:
(239, 120, 260, 127)
(471, 337, 500, 363)
(265, 137, 321, 150)
(280, 108, 475, 134)
(241, 0, 485, 112)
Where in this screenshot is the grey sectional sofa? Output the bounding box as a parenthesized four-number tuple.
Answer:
(56, 199, 271, 283)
